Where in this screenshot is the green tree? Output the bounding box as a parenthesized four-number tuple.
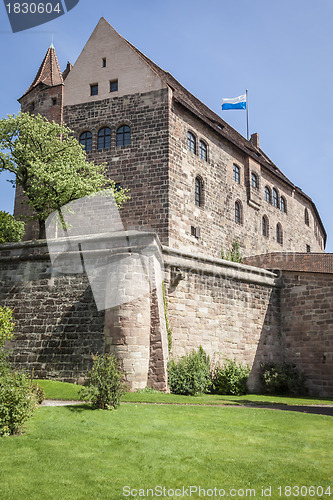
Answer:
(0, 211, 25, 244)
(0, 113, 129, 238)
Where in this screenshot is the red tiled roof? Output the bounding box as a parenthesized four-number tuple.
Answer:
(244, 253, 333, 274)
(19, 45, 63, 99)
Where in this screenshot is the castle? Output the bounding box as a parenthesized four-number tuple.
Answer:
(0, 18, 331, 396)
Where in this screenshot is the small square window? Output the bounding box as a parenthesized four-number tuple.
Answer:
(90, 84, 98, 96)
(110, 80, 118, 92)
(102, 58, 106, 67)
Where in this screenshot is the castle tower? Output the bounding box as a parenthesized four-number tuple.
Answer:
(14, 45, 65, 239)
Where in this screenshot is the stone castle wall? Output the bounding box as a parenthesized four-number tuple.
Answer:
(163, 247, 281, 392)
(1, 237, 332, 397)
(281, 271, 333, 397)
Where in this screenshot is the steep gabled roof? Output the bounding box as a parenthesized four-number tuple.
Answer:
(19, 44, 63, 100)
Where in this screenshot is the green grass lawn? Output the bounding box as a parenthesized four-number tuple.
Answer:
(0, 403, 332, 500)
(36, 379, 333, 407)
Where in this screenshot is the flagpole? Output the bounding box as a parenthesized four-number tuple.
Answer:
(246, 89, 249, 141)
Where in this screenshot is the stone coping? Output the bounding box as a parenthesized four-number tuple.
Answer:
(0, 235, 278, 287)
(162, 246, 278, 287)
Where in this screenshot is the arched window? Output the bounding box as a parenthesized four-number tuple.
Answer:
(280, 196, 287, 213)
(195, 176, 204, 207)
(187, 131, 196, 154)
(235, 201, 242, 225)
(79, 131, 92, 151)
(116, 125, 131, 146)
(97, 127, 111, 150)
(199, 140, 207, 161)
(276, 223, 283, 245)
(251, 172, 259, 189)
(262, 215, 269, 238)
(265, 186, 271, 203)
(233, 164, 240, 184)
(273, 188, 279, 208)
(305, 208, 309, 226)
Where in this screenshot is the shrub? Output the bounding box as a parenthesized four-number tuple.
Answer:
(0, 370, 38, 437)
(79, 353, 126, 410)
(31, 382, 45, 404)
(0, 211, 25, 244)
(168, 346, 212, 395)
(221, 239, 243, 263)
(260, 362, 307, 396)
(0, 306, 15, 373)
(212, 358, 250, 395)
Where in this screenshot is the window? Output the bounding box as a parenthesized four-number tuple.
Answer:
(280, 196, 287, 213)
(251, 172, 259, 189)
(265, 186, 271, 203)
(262, 216, 269, 238)
(52, 97, 57, 106)
(306, 245, 311, 253)
(102, 58, 106, 67)
(199, 140, 207, 161)
(110, 80, 118, 92)
(235, 201, 242, 225)
(79, 131, 92, 152)
(115, 183, 122, 192)
(195, 176, 204, 207)
(90, 84, 98, 96)
(233, 164, 240, 184)
(191, 226, 200, 238)
(305, 208, 309, 226)
(98, 127, 111, 150)
(273, 188, 279, 208)
(116, 125, 131, 146)
(187, 131, 196, 154)
(276, 224, 283, 245)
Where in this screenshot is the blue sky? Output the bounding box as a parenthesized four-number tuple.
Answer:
(0, 0, 333, 250)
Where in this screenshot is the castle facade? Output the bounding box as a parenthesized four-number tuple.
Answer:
(4, 18, 331, 397)
(15, 18, 326, 257)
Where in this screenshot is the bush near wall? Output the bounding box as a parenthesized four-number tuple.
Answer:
(0, 306, 40, 437)
(79, 353, 126, 410)
(168, 347, 212, 396)
(212, 358, 250, 396)
(260, 362, 307, 396)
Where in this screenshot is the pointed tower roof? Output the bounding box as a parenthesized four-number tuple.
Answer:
(19, 44, 63, 100)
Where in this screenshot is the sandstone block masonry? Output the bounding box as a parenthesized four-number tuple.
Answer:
(1, 237, 332, 396)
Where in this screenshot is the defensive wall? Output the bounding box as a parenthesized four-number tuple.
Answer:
(0, 237, 332, 397)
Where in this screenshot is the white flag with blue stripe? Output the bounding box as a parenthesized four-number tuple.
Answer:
(222, 94, 246, 110)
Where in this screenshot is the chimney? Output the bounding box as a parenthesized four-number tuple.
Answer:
(250, 133, 259, 149)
